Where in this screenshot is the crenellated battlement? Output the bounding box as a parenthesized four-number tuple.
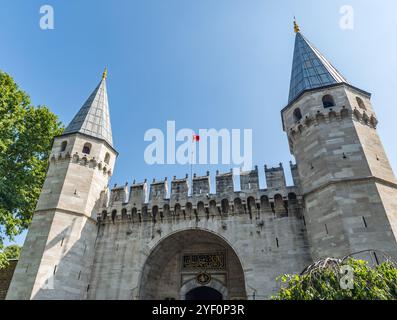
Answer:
(288, 107, 378, 139)
(192, 172, 210, 196)
(98, 162, 303, 224)
(240, 166, 260, 192)
(49, 150, 113, 177)
(265, 163, 286, 189)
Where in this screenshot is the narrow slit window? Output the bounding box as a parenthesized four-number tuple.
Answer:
(362, 216, 368, 228)
(104, 152, 110, 164)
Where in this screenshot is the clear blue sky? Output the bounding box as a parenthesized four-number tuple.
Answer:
(1, 0, 397, 245)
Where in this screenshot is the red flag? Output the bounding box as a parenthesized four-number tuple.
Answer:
(193, 134, 200, 142)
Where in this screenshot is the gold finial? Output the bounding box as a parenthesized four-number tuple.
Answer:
(102, 67, 108, 80)
(293, 17, 300, 33)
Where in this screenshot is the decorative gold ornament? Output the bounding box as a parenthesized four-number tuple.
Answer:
(294, 17, 300, 33)
(102, 67, 108, 80)
(196, 272, 211, 285)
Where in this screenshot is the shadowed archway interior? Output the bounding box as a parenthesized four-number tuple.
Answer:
(138, 229, 247, 300)
(185, 286, 223, 300)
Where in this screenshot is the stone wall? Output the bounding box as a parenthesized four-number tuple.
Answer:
(87, 163, 308, 300)
(88, 204, 311, 299)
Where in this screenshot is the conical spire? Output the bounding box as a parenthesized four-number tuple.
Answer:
(288, 25, 348, 103)
(63, 69, 113, 146)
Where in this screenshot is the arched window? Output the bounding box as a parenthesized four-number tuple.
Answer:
(322, 95, 335, 108)
(233, 198, 243, 214)
(197, 202, 205, 215)
(131, 207, 137, 221)
(293, 108, 303, 122)
(61, 141, 67, 152)
(121, 208, 128, 220)
(111, 210, 117, 222)
(356, 97, 366, 110)
(82, 143, 92, 155)
(152, 206, 158, 222)
(174, 203, 181, 216)
(288, 193, 297, 200)
(274, 194, 284, 206)
(221, 199, 229, 214)
(209, 200, 218, 216)
(104, 152, 110, 164)
(260, 195, 270, 208)
(186, 202, 193, 218)
(247, 197, 256, 211)
(163, 204, 170, 217)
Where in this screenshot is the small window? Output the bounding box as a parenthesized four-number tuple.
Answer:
(111, 210, 117, 222)
(104, 152, 110, 164)
(293, 108, 303, 122)
(322, 95, 335, 108)
(61, 141, 67, 152)
(356, 97, 366, 110)
(82, 143, 92, 155)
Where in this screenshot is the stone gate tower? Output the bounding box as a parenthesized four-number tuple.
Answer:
(281, 21, 397, 261)
(6, 70, 117, 299)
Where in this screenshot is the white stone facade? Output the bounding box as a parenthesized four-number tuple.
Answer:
(6, 29, 397, 300)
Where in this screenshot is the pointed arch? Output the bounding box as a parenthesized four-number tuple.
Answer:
(61, 141, 67, 152)
(104, 152, 110, 164)
(293, 108, 303, 122)
(221, 199, 229, 214)
(82, 143, 92, 155)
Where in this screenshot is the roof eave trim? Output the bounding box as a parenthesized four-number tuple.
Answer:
(281, 82, 372, 131)
(283, 82, 371, 113)
(54, 131, 119, 156)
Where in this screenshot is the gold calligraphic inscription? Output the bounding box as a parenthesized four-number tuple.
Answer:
(182, 252, 225, 270)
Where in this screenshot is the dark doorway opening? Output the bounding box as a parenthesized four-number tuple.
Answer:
(185, 286, 223, 300)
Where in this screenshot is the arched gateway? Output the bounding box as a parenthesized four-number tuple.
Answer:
(138, 229, 247, 300)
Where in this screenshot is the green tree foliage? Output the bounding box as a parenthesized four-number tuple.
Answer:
(3, 244, 21, 259)
(0, 70, 63, 266)
(272, 258, 397, 300)
(0, 245, 21, 268)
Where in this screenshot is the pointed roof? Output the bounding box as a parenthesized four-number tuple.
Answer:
(288, 26, 348, 103)
(63, 69, 113, 146)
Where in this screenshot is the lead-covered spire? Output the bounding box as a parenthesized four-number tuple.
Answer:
(288, 23, 348, 103)
(63, 69, 113, 146)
